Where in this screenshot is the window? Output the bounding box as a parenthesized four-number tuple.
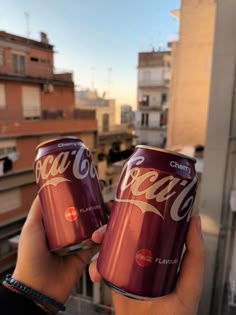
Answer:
(30, 57, 39, 62)
(0, 140, 16, 157)
(12, 53, 26, 74)
(0, 84, 6, 109)
(0, 139, 18, 173)
(102, 113, 109, 132)
(141, 95, 149, 106)
(0, 48, 4, 66)
(22, 86, 41, 119)
(160, 109, 168, 127)
(30, 57, 50, 64)
(141, 113, 149, 127)
(161, 93, 168, 105)
(40, 59, 50, 65)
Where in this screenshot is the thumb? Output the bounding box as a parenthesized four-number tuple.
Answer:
(174, 215, 206, 306)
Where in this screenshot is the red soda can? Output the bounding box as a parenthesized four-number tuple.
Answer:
(97, 145, 198, 298)
(34, 136, 107, 255)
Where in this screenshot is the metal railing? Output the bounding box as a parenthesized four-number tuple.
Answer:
(138, 79, 169, 87)
(0, 64, 73, 82)
(62, 295, 114, 315)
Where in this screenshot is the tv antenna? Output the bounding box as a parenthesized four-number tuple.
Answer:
(24, 12, 31, 38)
(107, 67, 112, 98)
(90, 66, 96, 90)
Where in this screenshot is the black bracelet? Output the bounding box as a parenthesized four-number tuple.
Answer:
(4, 274, 66, 313)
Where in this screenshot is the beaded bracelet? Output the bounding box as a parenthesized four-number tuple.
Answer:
(3, 274, 66, 314)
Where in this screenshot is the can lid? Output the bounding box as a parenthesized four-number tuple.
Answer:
(136, 145, 196, 163)
(35, 136, 83, 151)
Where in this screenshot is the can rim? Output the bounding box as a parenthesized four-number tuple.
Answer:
(35, 136, 83, 151)
(136, 145, 196, 163)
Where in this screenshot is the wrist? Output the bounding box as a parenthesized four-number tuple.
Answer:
(3, 274, 66, 315)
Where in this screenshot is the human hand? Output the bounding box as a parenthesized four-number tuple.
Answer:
(89, 214, 206, 315)
(12, 195, 102, 304)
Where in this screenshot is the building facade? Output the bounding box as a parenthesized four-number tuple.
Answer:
(165, 1, 236, 314)
(120, 104, 134, 125)
(0, 31, 98, 274)
(75, 89, 135, 189)
(167, 0, 216, 147)
(135, 50, 171, 147)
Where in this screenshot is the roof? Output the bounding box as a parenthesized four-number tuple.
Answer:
(0, 31, 54, 50)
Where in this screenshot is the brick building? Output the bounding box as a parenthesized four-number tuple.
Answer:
(0, 31, 98, 274)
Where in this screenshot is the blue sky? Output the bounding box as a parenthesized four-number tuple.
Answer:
(0, 0, 180, 107)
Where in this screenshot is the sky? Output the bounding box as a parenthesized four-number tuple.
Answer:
(0, 0, 180, 108)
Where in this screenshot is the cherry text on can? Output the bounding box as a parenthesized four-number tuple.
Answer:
(97, 145, 198, 299)
(34, 136, 107, 255)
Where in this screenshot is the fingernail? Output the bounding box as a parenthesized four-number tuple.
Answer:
(94, 225, 107, 234)
(90, 268, 96, 282)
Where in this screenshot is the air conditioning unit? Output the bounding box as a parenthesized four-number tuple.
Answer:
(43, 83, 54, 93)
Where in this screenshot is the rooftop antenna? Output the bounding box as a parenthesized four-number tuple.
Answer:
(150, 43, 155, 52)
(157, 31, 164, 51)
(107, 67, 112, 98)
(90, 66, 96, 91)
(24, 11, 30, 38)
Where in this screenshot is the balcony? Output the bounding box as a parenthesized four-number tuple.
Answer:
(0, 64, 73, 85)
(138, 79, 169, 88)
(136, 121, 166, 130)
(138, 102, 163, 110)
(0, 119, 98, 137)
(41, 109, 96, 120)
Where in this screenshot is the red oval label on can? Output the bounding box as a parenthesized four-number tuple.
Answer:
(136, 249, 153, 267)
(65, 207, 78, 222)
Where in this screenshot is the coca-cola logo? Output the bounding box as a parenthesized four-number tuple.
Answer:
(136, 249, 153, 267)
(115, 156, 198, 222)
(65, 207, 78, 221)
(35, 146, 96, 192)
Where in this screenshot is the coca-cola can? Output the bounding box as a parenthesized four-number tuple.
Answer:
(97, 145, 198, 298)
(34, 136, 108, 255)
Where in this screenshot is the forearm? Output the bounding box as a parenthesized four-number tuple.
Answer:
(0, 283, 47, 315)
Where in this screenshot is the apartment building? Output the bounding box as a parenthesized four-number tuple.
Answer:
(135, 50, 171, 147)
(75, 89, 135, 189)
(165, 1, 236, 314)
(120, 104, 134, 125)
(167, 0, 216, 147)
(0, 31, 98, 274)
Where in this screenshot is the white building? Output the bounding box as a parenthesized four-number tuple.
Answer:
(75, 88, 134, 189)
(75, 89, 118, 133)
(135, 50, 171, 147)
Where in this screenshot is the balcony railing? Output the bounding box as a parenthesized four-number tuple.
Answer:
(138, 79, 169, 88)
(64, 295, 114, 315)
(136, 121, 166, 129)
(138, 102, 163, 109)
(0, 64, 73, 83)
